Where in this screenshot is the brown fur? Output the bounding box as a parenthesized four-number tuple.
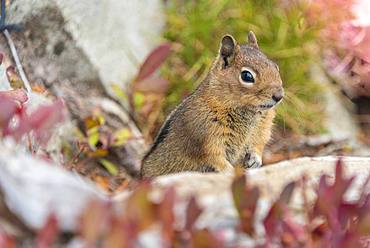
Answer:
(141, 32, 284, 177)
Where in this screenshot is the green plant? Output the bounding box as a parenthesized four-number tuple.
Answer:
(163, 0, 325, 134)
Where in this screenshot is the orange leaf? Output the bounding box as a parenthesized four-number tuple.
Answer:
(80, 200, 109, 245)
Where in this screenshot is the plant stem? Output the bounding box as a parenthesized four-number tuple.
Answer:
(3, 29, 32, 93)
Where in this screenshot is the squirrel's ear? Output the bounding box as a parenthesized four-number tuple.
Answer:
(220, 34, 237, 68)
(247, 31, 259, 49)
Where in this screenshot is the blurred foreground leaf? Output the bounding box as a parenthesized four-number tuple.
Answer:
(136, 43, 172, 82)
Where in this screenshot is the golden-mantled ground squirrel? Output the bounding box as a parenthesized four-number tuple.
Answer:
(141, 31, 284, 177)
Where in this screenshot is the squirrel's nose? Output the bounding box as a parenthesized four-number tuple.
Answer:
(272, 91, 284, 102)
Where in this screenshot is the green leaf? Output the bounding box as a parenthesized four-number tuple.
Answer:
(111, 84, 127, 101)
(133, 92, 145, 109)
(88, 129, 99, 148)
(99, 159, 118, 176)
(112, 128, 131, 146)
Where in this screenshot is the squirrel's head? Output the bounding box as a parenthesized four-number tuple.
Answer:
(208, 31, 284, 111)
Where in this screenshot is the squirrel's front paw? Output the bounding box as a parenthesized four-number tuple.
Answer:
(243, 152, 262, 169)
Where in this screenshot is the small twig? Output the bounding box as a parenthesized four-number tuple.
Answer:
(27, 133, 33, 154)
(1, 0, 30, 93)
(67, 142, 87, 167)
(3, 29, 32, 93)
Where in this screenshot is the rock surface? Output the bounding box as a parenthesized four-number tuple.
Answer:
(153, 156, 370, 201)
(7, 0, 164, 94)
(124, 156, 370, 245)
(0, 1, 154, 175)
(0, 143, 106, 234)
(1, 149, 370, 244)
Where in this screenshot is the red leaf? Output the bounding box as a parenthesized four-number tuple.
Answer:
(136, 43, 172, 82)
(134, 76, 169, 94)
(279, 182, 295, 205)
(308, 159, 367, 247)
(102, 218, 126, 248)
(125, 181, 157, 231)
(333, 160, 353, 201)
(11, 99, 65, 143)
(36, 213, 59, 248)
(185, 196, 202, 231)
(231, 173, 260, 236)
(0, 89, 27, 132)
(0, 230, 15, 248)
(281, 212, 306, 246)
(191, 229, 222, 248)
(159, 187, 176, 243)
(263, 182, 297, 240)
(311, 221, 329, 242)
(357, 208, 370, 236)
(28, 99, 65, 132)
(0, 89, 28, 104)
(264, 202, 282, 239)
(80, 200, 109, 245)
(313, 159, 354, 226)
(0, 95, 19, 130)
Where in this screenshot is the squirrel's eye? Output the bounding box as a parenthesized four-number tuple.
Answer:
(240, 70, 255, 83)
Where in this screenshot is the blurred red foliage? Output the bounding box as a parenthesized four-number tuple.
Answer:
(17, 159, 368, 247)
(0, 91, 65, 145)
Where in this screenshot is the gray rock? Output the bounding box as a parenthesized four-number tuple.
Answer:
(7, 0, 164, 97)
(147, 156, 370, 245)
(1, 151, 370, 245)
(0, 144, 106, 232)
(0, 63, 11, 90)
(0, 0, 155, 174)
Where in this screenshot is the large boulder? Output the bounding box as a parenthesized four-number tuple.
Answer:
(153, 156, 370, 201)
(0, 143, 106, 236)
(0, 0, 162, 175)
(7, 0, 165, 95)
(122, 157, 370, 245)
(1, 153, 370, 245)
